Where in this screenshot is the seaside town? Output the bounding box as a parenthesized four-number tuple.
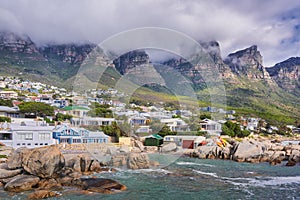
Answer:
(0, 76, 299, 150)
(0, 76, 299, 198)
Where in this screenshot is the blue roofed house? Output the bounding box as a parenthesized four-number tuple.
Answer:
(52, 124, 110, 144)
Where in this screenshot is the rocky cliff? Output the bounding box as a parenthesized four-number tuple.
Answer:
(224, 45, 274, 84)
(39, 43, 95, 65)
(0, 32, 38, 54)
(267, 57, 300, 93)
(113, 50, 150, 75)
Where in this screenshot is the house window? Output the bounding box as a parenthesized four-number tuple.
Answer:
(35, 143, 38, 145)
(39, 133, 50, 140)
(27, 143, 31, 146)
(17, 143, 20, 146)
(17, 133, 33, 140)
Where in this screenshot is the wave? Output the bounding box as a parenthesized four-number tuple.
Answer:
(176, 161, 215, 167)
(247, 176, 300, 187)
(192, 169, 219, 178)
(129, 168, 173, 174)
(223, 175, 300, 187)
(191, 169, 300, 188)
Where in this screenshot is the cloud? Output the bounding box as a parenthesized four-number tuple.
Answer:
(0, 0, 299, 66)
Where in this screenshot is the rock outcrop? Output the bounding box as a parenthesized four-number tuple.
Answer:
(232, 140, 264, 162)
(22, 145, 65, 178)
(77, 178, 127, 194)
(0, 168, 22, 179)
(267, 57, 300, 93)
(224, 45, 274, 85)
(127, 153, 150, 170)
(161, 142, 177, 153)
(192, 138, 300, 165)
(113, 50, 150, 75)
(4, 175, 40, 192)
(28, 190, 61, 199)
(0, 145, 128, 199)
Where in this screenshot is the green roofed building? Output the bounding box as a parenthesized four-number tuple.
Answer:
(144, 134, 163, 146)
(62, 106, 89, 118)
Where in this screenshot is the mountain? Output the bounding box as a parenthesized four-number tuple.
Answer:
(266, 57, 300, 94)
(113, 50, 149, 75)
(224, 45, 274, 85)
(0, 32, 95, 85)
(0, 31, 299, 124)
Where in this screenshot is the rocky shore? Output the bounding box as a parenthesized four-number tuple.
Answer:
(0, 144, 153, 199)
(189, 137, 300, 166)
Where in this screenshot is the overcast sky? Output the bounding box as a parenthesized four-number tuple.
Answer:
(0, 0, 300, 66)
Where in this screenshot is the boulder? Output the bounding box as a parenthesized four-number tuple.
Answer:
(290, 149, 300, 162)
(260, 150, 274, 162)
(110, 155, 127, 167)
(28, 190, 61, 199)
(119, 145, 130, 153)
(127, 153, 150, 169)
(133, 140, 145, 151)
(196, 146, 217, 159)
(64, 154, 81, 172)
(37, 178, 61, 190)
(0, 168, 22, 179)
(90, 160, 102, 172)
(161, 143, 177, 153)
(286, 160, 296, 167)
(232, 141, 264, 162)
(106, 146, 118, 156)
(56, 176, 74, 187)
(22, 145, 65, 178)
(7, 147, 30, 169)
(0, 163, 8, 169)
(80, 154, 93, 172)
(4, 175, 40, 192)
(78, 178, 127, 194)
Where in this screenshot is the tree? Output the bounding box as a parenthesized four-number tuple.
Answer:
(0, 99, 13, 107)
(0, 116, 11, 122)
(55, 113, 72, 121)
(221, 124, 235, 137)
(88, 103, 113, 118)
(19, 102, 54, 117)
(222, 121, 249, 138)
(101, 121, 130, 138)
(157, 125, 177, 137)
(200, 113, 212, 120)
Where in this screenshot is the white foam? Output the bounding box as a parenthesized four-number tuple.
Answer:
(177, 161, 215, 167)
(193, 169, 219, 178)
(130, 168, 173, 174)
(248, 176, 300, 187)
(222, 176, 300, 187)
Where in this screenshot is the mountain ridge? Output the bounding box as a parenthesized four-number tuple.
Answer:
(0, 31, 299, 124)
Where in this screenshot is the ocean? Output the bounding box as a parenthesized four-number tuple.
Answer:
(1, 156, 300, 200)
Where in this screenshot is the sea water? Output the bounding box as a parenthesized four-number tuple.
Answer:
(1, 157, 300, 200)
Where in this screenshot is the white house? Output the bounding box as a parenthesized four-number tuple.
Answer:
(0, 121, 56, 148)
(199, 118, 222, 135)
(246, 118, 260, 131)
(70, 117, 115, 127)
(160, 118, 189, 132)
(0, 91, 18, 99)
(0, 106, 20, 118)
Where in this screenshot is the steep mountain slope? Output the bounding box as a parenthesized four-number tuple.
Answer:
(0, 32, 95, 86)
(267, 57, 300, 94)
(0, 31, 299, 124)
